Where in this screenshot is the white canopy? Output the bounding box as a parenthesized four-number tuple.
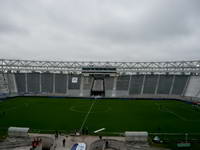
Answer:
(125, 131, 148, 142)
(125, 131, 148, 137)
(8, 127, 29, 137)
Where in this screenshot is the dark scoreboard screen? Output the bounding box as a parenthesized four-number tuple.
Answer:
(82, 67, 117, 73)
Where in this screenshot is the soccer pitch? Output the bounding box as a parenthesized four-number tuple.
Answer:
(1, 97, 200, 134)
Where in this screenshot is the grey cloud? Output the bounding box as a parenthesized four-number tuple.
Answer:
(0, 0, 200, 61)
(0, 20, 28, 34)
(89, 0, 200, 44)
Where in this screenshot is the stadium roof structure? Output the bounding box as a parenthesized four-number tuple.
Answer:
(0, 59, 200, 74)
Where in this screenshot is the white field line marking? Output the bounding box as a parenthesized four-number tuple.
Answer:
(155, 103, 199, 122)
(79, 100, 96, 132)
(94, 128, 105, 133)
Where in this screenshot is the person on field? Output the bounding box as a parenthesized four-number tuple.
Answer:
(63, 138, 66, 147)
(55, 131, 58, 139)
(105, 141, 108, 148)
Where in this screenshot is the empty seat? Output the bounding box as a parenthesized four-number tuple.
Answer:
(27, 73, 40, 93)
(15, 73, 26, 93)
(185, 76, 200, 97)
(104, 77, 114, 90)
(129, 75, 144, 95)
(143, 75, 158, 94)
(171, 75, 188, 95)
(55, 74, 67, 93)
(116, 76, 130, 90)
(41, 73, 53, 93)
(157, 75, 173, 94)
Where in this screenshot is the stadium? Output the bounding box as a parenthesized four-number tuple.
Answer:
(1, 58, 200, 150)
(1, 0, 200, 149)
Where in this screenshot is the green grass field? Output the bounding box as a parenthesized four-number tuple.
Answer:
(1, 96, 200, 135)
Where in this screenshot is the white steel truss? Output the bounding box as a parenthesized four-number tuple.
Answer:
(0, 59, 200, 74)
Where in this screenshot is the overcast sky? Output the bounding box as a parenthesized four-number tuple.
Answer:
(0, 0, 200, 62)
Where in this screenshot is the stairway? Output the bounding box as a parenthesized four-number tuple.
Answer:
(91, 79, 105, 96)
